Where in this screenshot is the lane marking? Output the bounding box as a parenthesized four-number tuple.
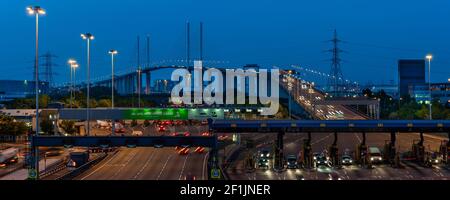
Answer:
(202, 152, 209, 180)
(111, 149, 139, 179)
(133, 149, 155, 180)
(178, 154, 190, 180)
(156, 154, 173, 180)
(80, 150, 121, 180)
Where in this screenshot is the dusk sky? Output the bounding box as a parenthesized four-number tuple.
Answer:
(1, 0, 449, 86)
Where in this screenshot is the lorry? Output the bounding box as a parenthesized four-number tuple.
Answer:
(66, 150, 90, 168)
(0, 148, 19, 168)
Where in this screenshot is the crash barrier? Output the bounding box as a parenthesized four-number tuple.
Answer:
(55, 152, 112, 180)
(40, 159, 66, 179)
(88, 147, 117, 153)
(0, 135, 28, 143)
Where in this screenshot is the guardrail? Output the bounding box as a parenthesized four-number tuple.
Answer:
(40, 159, 66, 179)
(55, 153, 110, 180)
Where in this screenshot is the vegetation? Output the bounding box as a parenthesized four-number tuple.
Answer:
(60, 120, 77, 135)
(40, 118, 54, 135)
(0, 114, 28, 136)
(362, 88, 450, 120)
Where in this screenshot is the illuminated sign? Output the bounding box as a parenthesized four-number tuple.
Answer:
(123, 109, 188, 120)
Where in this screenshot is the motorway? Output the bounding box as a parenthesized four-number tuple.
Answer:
(74, 123, 210, 180)
(226, 132, 450, 180)
(281, 71, 367, 120)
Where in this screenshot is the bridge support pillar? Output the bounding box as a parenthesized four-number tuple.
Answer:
(302, 132, 312, 169)
(274, 130, 285, 171)
(145, 72, 151, 95)
(329, 132, 339, 167)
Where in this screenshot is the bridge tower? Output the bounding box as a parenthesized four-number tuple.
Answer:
(326, 30, 345, 97)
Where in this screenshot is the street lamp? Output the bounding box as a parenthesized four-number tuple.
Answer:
(81, 33, 94, 136)
(108, 50, 118, 108)
(68, 59, 78, 108)
(27, 5, 45, 180)
(426, 54, 433, 120)
(108, 50, 118, 136)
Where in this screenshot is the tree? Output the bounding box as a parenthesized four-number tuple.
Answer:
(40, 118, 54, 135)
(0, 114, 28, 136)
(97, 99, 112, 108)
(60, 120, 77, 135)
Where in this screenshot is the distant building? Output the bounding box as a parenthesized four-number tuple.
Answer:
(0, 80, 49, 102)
(366, 84, 398, 98)
(398, 60, 425, 97)
(409, 82, 450, 105)
(153, 79, 175, 93)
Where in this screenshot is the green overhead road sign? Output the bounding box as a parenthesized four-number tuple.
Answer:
(123, 108, 188, 120)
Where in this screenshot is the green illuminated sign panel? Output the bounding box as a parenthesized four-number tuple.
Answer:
(123, 109, 188, 120)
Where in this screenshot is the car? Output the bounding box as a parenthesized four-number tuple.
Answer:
(296, 175, 306, 180)
(185, 173, 196, 180)
(312, 152, 321, 161)
(172, 132, 190, 137)
(158, 125, 166, 132)
(315, 155, 330, 166)
(341, 155, 353, 165)
(428, 152, 442, 165)
(286, 155, 298, 169)
(258, 159, 269, 169)
(259, 149, 271, 159)
(201, 132, 211, 136)
(132, 130, 143, 136)
(327, 172, 342, 180)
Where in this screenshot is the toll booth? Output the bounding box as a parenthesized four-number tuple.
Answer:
(244, 139, 256, 171)
(329, 132, 339, 166)
(273, 131, 285, 170)
(355, 132, 368, 166)
(412, 139, 425, 164)
(302, 133, 312, 168)
(383, 132, 397, 165)
(439, 140, 449, 164)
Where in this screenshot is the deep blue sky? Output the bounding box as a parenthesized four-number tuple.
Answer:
(1, 0, 449, 86)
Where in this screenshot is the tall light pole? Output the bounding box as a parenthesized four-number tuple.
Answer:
(109, 50, 118, 135)
(426, 54, 433, 120)
(27, 5, 45, 180)
(68, 59, 78, 108)
(81, 33, 94, 136)
(108, 50, 118, 108)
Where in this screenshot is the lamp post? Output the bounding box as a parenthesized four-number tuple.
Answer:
(426, 54, 433, 120)
(81, 33, 94, 136)
(68, 59, 78, 108)
(27, 5, 45, 180)
(108, 50, 118, 135)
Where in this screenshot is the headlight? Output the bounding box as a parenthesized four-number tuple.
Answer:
(349, 160, 353, 163)
(261, 154, 264, 157)
(267, 154, 270, 157)
(370, 158, 374, 161)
